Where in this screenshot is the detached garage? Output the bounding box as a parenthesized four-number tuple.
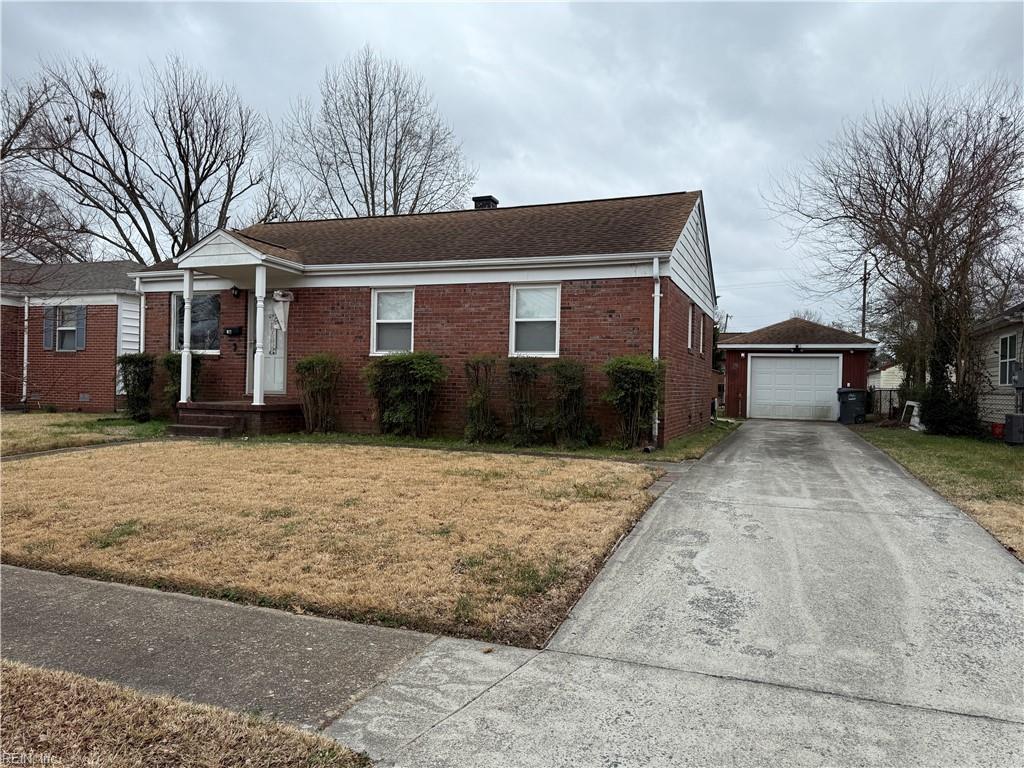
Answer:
(720, 318, 877, 421)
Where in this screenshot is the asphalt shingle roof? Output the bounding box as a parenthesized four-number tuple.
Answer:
(1, 260, 139, 295)
(138, 192, 698, 272)
(720, 317, 875, 346)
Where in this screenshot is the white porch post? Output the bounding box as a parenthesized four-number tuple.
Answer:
(179, 269, 193, 403)
(252, 264, 267, 406)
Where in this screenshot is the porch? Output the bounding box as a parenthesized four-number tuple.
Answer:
(168, 400, 304, 438)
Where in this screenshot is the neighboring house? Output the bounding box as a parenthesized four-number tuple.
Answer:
(867, 362, 906, 390)
(975, 300, 1024, 426)
(132, 191, 718, 442)
(1, 261, 142, 412)
(718, 318, 877, 420)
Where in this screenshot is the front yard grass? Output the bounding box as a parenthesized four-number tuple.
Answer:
(0, 411, 167, 456)
(0, 661, 368, 768)
(1, 442, 656, 646)
(853, 425, 1024, 559)
(256, 419, 741, 463)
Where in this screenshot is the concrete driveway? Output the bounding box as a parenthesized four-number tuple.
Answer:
(335, 420, 1023, 766)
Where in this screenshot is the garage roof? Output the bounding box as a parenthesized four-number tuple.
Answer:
(719, 317, 876, 347)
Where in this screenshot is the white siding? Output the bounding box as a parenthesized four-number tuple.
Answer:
(667, 197, 716, 316)
(116, 295, 142, 395)
(869, 365, 905, 389)
(978, 323, 1023, 424)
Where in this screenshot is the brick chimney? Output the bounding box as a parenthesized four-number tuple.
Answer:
(472, 195, 499, 210)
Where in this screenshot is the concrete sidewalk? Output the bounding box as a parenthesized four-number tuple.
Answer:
(0, 565, 437, 730)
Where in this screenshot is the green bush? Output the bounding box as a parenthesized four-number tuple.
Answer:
(921, 384, 982, 437)
(464, 355, 501, 443)
(161, 352, 202, 409)
(117, 353, 155, 422)
(550, 359, 598, 447)
(507, 358, 546, 446)
(363, 352, 447, 436)
(603, 355, 664, 448)
(295, 353, 342, 433)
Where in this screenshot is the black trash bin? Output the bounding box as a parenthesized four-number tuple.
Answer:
(837, 388, 867, 424)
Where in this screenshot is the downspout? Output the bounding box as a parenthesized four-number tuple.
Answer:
(136, 278, 146, 353)
(21, 296, 29, 411)
(652, 255, 661, 444)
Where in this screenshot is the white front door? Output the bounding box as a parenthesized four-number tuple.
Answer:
(748, 355, 840, 420)
(251, 296, 287, 394)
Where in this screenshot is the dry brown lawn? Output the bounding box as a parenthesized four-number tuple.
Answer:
(2, 442, 656, 645)
(1, 411, 166, 456)
(0, 661, 367, 768)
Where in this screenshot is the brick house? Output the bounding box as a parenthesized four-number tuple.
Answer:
(1, 261, 142, 412)
(719, 318, 876, 420)
(134, 191, 718, 442)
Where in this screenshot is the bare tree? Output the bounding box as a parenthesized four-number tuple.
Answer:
(29, 56, 267, 264)
(287, 46, 475, 218)
(2, 77, 91, 262)
(769, 82, 1024, 410)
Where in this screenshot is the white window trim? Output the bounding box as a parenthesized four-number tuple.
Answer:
(687, 303, 694, 350)
(999, 333, 1018, 386)
(509, 283, 561, 358)
(699, 312, 705, 354)
(55, 307, 77, 352)
(370, 287, 415, 356)
(170, 291, 221, 356)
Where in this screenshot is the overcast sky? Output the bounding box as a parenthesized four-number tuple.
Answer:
(3, 2, 1022, 331)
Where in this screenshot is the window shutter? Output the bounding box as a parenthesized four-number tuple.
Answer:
(42, 306, 55, 351)
(76, 305, 87, 350)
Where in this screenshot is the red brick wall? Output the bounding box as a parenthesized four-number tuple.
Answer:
(1, 303, 25, 408)
(660, 280, 714, 441)
(145, 277, 714, 442)
(18, 304, 121, 412)
(724, 348, 872, 418)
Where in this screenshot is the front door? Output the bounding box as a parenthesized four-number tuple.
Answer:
(250, 296, 287, 394)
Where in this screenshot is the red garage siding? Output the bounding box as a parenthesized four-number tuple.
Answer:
(724, 349, 872, 419)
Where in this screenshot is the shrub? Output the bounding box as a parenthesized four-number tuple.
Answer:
(464, 355, 501, 443)
(507, 358, 546, 446)
(161, 352, 202, 409)
(550, 359, 598, 447)
(117, 353, 155, 422)
(363, 352, 447, 436)
(603, 355, 664, 448)
(921, 384, 982, 437)
(295, 354, 342, 433)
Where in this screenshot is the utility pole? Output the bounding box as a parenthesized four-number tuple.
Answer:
(861, 259, 868, 338)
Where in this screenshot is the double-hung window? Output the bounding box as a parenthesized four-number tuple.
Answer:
(56, 307, 78, 352)
(172, 293, 221, 353)
(372, 288, 414, 354)
(999, 333, 1018, 385)
(510, 284, 559, 356)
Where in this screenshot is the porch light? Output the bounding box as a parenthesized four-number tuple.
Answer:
(231, 286, 241, 298)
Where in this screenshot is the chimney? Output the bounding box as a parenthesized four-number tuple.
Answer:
(472, 195, 499, 210)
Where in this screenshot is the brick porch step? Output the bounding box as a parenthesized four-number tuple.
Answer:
(167, 424, 233, 439)
(175, 412, 242, 428)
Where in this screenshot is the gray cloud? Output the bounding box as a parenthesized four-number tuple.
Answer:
(3, 1, 1021, 330)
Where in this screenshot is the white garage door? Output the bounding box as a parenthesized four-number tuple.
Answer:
(749, 355, 840, 420)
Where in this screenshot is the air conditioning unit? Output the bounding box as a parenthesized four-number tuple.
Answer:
(1006, 414, 1024, 446)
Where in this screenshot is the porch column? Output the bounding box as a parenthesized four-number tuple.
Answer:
(179, 269, 193, 403)
(252, 264, 266, 406)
